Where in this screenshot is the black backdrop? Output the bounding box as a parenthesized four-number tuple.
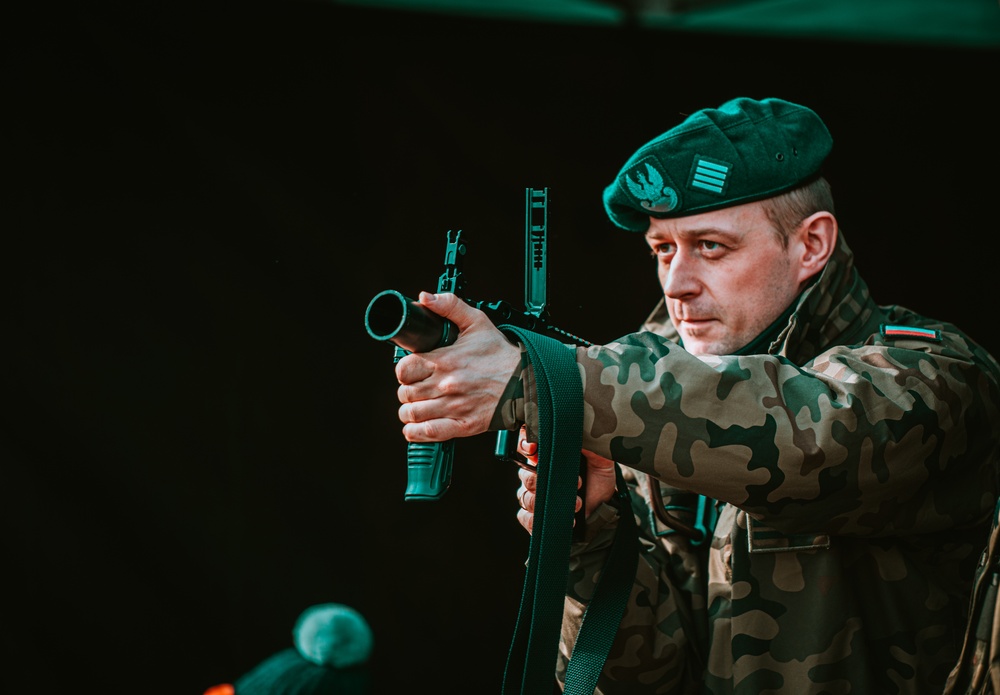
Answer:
(4, 2, 999, 693)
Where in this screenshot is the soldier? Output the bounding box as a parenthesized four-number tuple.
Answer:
(393, 97, 1000, 693)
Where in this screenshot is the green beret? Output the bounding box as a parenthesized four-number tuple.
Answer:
(603, 97, 832, 232)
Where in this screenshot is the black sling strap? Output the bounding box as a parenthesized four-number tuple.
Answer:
(564, 462, 637, 695)
(500, 326, 638, 695)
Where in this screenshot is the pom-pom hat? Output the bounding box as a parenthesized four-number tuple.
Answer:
(234, 604, 373, 695)
(603, 97, 832, 232)
(204, 603, 374, 695)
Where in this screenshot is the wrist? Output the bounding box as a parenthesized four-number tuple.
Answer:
(488, 343, 537, 437)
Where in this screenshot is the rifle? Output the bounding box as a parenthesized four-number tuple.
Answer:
(364, 187, 592, 503)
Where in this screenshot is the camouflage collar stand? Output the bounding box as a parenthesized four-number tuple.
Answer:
(603, 97, 832, 232)
(779, 231, 884, 362)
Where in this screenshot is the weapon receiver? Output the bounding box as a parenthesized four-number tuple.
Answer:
(364, 188, 591, 501)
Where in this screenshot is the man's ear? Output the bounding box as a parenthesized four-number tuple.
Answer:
(795, 211, 837, 284)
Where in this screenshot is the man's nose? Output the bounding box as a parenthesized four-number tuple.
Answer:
(662, 250, 700, 299)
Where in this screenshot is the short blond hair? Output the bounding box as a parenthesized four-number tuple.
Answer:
(761, 177, 835, 246)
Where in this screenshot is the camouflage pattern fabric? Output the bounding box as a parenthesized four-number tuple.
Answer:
(495, 232, 1000, 693)
(943, 498, 1000, 694)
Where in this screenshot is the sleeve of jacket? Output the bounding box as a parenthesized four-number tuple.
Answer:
(574, 329, 1000, 538)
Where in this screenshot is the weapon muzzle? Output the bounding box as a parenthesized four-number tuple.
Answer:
(364, 289, 458, 353)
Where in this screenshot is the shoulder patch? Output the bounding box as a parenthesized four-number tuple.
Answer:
(880, 324, 942, 342)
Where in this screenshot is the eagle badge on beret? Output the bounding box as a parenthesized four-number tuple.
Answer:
(624, 158, 679, 214)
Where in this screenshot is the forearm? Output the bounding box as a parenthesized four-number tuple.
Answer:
(573, 333, 999, 536)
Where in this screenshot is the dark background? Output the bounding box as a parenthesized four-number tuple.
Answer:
(4, 1, 999, 693)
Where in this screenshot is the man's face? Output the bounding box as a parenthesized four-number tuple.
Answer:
(645, 201, 804, 356)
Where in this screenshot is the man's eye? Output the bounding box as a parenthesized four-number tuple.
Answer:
(701, 240, 722, 252)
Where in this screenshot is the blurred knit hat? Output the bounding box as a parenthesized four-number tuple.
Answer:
(204, 603, 374, 695)
(603, 97, 832, 232)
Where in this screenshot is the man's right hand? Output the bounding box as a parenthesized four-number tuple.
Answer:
(514, 426, 618, 535)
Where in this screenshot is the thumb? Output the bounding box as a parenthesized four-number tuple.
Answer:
(418, 291, 480, 331)
(580, 449, 619, 518)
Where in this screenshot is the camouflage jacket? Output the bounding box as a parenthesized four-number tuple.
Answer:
(495, 232, 1000, 694)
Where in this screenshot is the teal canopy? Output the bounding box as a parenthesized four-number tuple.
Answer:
(334, 0, 1000, 49)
